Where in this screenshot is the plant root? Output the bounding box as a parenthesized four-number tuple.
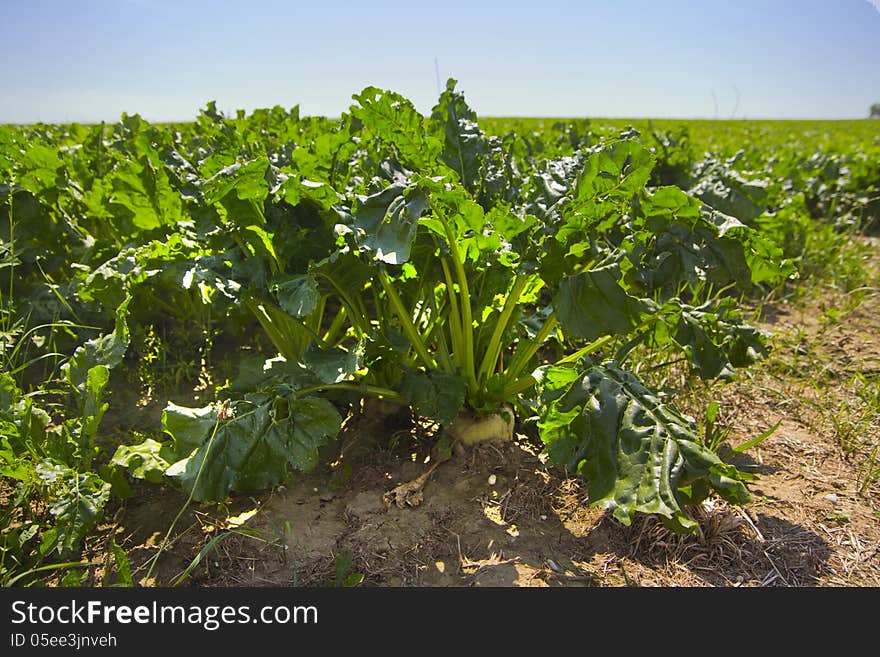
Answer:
(382, 461, 442, 510)
(449, 404, 515, 446)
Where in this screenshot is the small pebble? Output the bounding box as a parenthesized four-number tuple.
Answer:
(824, 493, 839, 504)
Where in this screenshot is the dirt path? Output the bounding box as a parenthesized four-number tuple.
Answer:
(106, 242, 880, 588)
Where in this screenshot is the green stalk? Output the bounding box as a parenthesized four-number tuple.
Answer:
(435, 329, 454, 372)
(308, 296, 327, 337)
(422, 292, 455, 372)
(504, 314, 559, 384)
(5, 561, 100, 588)
(376, 269, 436, 369)
(499, 336, 613, 400)
(501, 374, 541, 399)
(321, 305, 348, 345)
(433, 204, 477, 394)
(316, 273, 370, 336)
(477, 274, 529, 384)
(554, 334, 615, 365)
(440, 258, 464, 371)
(296, 382, 403, 402)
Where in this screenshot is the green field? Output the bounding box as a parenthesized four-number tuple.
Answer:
(1, 83, 878, 586)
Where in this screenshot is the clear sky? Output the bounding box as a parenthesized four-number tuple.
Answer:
(1, 0, 879, 123)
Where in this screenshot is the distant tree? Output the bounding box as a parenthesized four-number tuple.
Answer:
(871, 103, 880, 118)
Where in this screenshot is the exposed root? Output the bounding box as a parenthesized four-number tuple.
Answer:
(382, 461, 442, 510)
(449, 404, 515, 446)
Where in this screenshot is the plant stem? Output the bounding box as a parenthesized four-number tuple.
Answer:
(315, 272, 370, 336)
(433, 204, 477, 395)
(440, 258, 464, 371)
(376, 269, 436, 369)
(504, 314, 558, 383)
(554, 334, 615, 365)
(501, 374, 540, 398)
(321, 305, 347, 345)
(296, 382, 403, 402)
(477, 274, 529, 384)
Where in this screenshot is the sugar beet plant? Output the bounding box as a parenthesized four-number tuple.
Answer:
(109, 81, 791, 532)
(1, 81, 797, 576)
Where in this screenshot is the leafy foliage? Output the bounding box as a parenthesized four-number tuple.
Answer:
(2, 82, 876, 587)
(538, 360, 750, 531)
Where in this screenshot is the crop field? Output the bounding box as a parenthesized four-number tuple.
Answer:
(1, 83, 878, 587)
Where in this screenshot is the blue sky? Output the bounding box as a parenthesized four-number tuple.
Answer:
(1, 0, 878, 123)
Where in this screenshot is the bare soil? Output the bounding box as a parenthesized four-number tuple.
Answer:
(92, 241, 880, 588)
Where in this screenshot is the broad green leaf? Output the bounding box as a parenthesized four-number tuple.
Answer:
(111, 438, 174, 483)
(202, 158, 270, 226)
(664, 300, 769, 380)
(401, 368, 466, 426)
(430, 78, 486, 193)
(301, 341, 365, 385)
(273, 275, 320, 318)
(635, 186, 792, 290)
(230, 355, 320, 394)
(0, 436, 31, 479)
(538, 360, 750, 532)
(276, 175, 340, 210)
(350, 87, 443, 173)
(576, 140, 655, 204)
(35, 460, 112, 556)
(164, 396, 341, 502)
(109, 155, 181, 231)
(62, 297, 131, 393)
(350, 183, 430, 265)
(555, 264, 648, 341)
(162, 402, 218, 455)
(239, 224, 280, 271)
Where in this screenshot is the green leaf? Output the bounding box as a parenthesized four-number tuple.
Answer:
(80, 364, 110, 444)
(35, 460, 111, 556)
(239, 224, 280, 271)
(301, 340, 365, 385)
(0, 436, 31, 479)
(401, 368, 466, 426)
(109, 155, 182, 232)
(110, 538, 134, 587)
(162, 402, 218, 455)
(244, 294, 314, 362)
(538, 360, 751, 533)
(350, 87, 443, 173)
(276, 175, 340, 210)
(202, 158, 270, 226)
(273, 275, 320, 318)
(350, 183, 430, 265)
(671, 301, 768, 380)
(163, 396, 342, 502)
(637, 186, 792, 289)
(576, 140, 655, 204)
(430, 78, 486, 193)
(230, 355, 319, 394)
(111, 438, 174, 483)
(555, 264, 648, 341)
(62, 298, 131, 393)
